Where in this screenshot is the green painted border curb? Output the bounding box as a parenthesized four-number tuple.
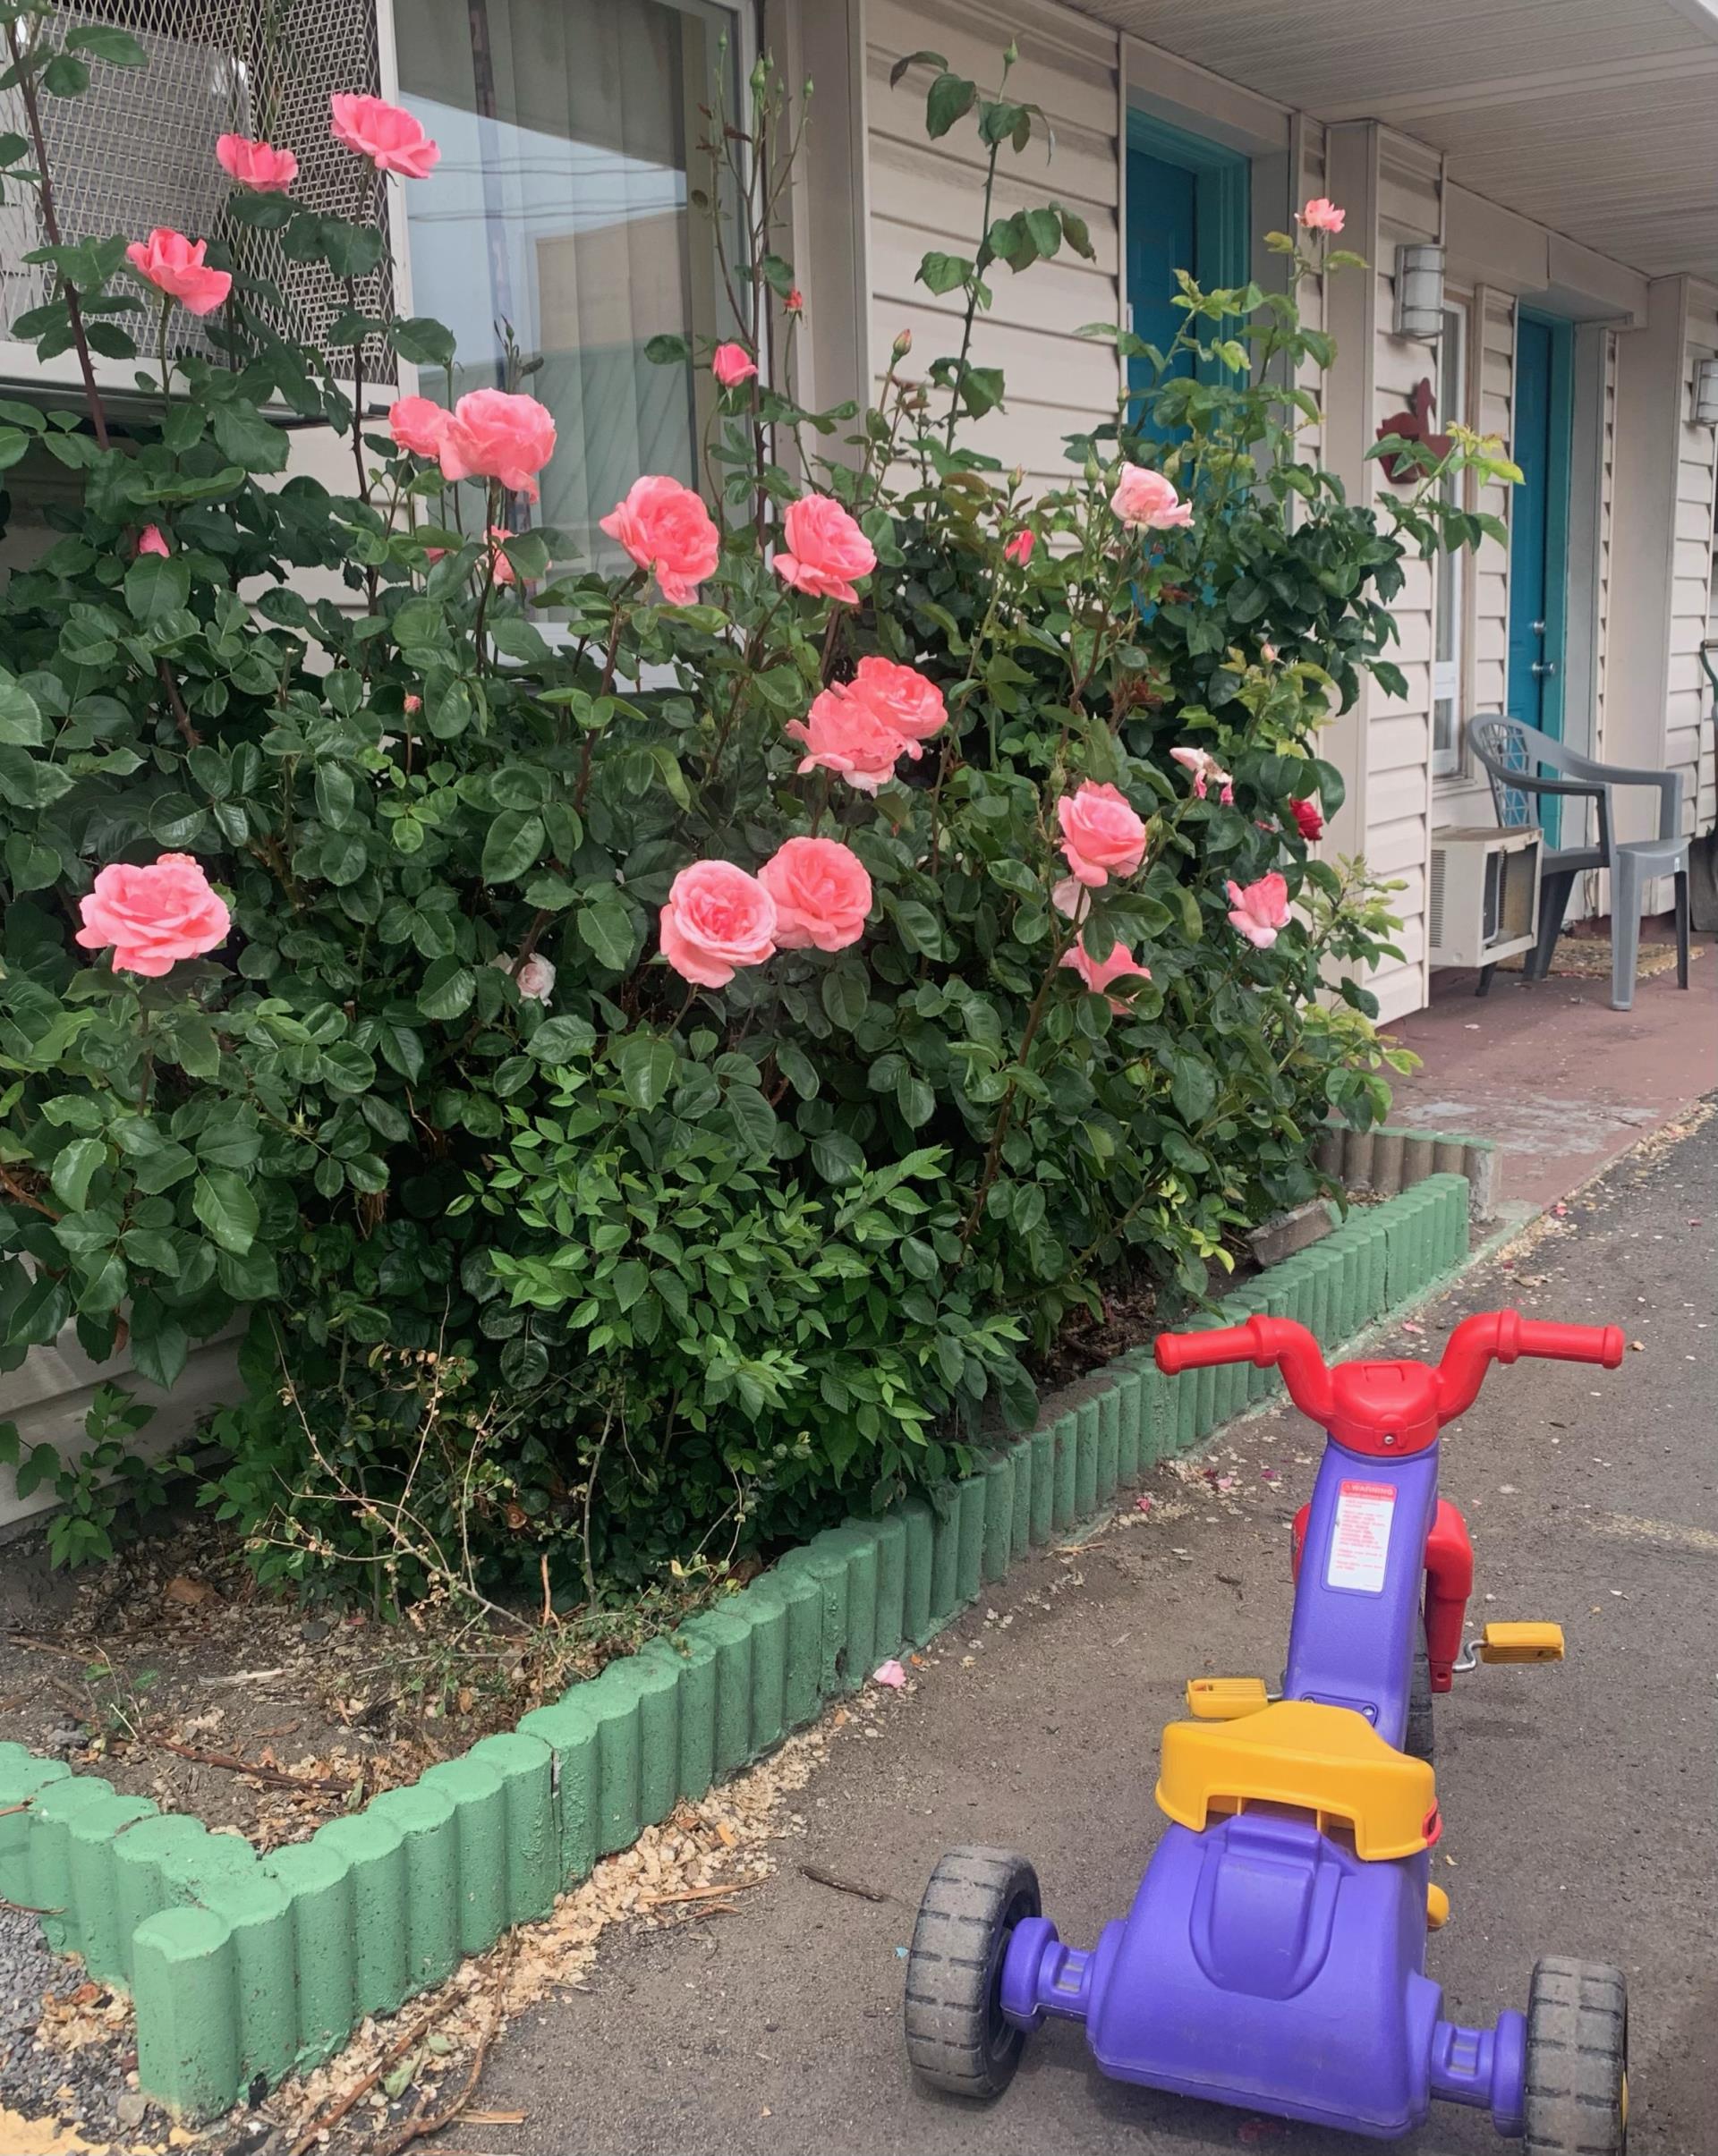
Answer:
(0, 1176, 1489, 2119)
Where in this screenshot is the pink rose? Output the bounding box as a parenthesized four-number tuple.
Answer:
(757, 836, 873, 953)
(1110, 463, 1192, 532)
(774, 494, 876, 604)
(75, 853, 230, 978)
(600, 474, 720, 607)
(1227, 871, 1292, 949)
(329, 92, 439, 178)
(125, 229, 231, 317)
(403, 694, 422, 715)
(1057, 781, 1146, 889)
(786, 287, 804, 314)
(659, 860, 777, 988)
(387, 395, 448, 458)
(786, 684, 915, 794)
(1260, 641, 1280, 664)
(1296, 197, 1345, 234)
(846, 655, 946, 746)
(1290, 797, 1323, 842)
(215, 134, 297, 193)
(711, 343, 758, 388)
(1004, 529, 1035, 567)
(1060, 938, 1152, 1011)
(1170, 744, 1232, 801)
(1051, 876, 1091, 922)
(438, 389, 557, 499)
(486, 526, 517, 587)
(136, 525, 169, 558)
(515, 954, 556, 1001)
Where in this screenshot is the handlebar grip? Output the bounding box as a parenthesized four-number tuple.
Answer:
(1154, 1324, 1262, 1375)
(1508, 1317, 1626, 1368)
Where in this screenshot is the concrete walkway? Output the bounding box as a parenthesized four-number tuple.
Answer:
(1383, 930, 1716, 1211)
(445, 1111, 1716, 2155)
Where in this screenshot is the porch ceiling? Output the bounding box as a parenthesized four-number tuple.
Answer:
(1074, 0, 1718, 284)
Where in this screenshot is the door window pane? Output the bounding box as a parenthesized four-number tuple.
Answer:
(397, 0, 738, 560)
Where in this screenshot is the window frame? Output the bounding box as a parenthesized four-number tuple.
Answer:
(1432, 293, 1472, 780)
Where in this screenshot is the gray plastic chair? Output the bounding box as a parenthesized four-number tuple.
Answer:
(1465, 715, 1690, 1009)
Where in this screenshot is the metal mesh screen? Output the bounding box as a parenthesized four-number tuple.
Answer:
(1, 0, 395, 378)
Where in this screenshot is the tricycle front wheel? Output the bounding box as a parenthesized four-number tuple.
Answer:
(1523, 1956, 1628, 2153)
(904, 1846, 1040, 2099)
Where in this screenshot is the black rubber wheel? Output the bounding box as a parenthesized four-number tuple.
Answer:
(1524, 1956, 1629, 2154)
(1405, 1638, 1435, 1762)
(904, 1846, 1040, 2098)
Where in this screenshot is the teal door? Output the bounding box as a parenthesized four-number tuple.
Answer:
(1124, 113, 1249, 423)
(1506, 312, 1573, 841)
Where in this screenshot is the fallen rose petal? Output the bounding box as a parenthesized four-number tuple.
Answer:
(872, 1659, 907, 1688)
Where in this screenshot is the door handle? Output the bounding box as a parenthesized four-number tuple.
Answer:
(1531, 659, 1557, 679)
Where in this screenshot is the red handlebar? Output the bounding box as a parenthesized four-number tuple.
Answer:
(1154, 1310, 1622, 1456)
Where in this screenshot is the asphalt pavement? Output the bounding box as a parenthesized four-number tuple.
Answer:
(447, 1106, 1717, 2156)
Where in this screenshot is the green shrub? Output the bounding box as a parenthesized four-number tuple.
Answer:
(0, 16, 1513, 1591)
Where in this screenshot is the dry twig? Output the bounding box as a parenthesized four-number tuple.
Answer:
(154, 1738, 352, 1795)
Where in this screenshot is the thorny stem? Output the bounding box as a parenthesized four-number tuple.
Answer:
(578, 590, 632, 808)
(580, 1389, 618, 1606)
(157, 659, 202, 749)
(7, 20, 109, 450)
(959, 913, 1073, 1248)
(0, 1163, 59, 1223)
(943, 53, 1013, 457)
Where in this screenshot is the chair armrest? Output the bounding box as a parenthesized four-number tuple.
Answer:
(1489, 772, 1605, 802)
(1581, 764, 1682, 840)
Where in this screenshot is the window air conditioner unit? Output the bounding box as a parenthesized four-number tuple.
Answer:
(1427, 826, 1543, 970)
(0, 0, 396, 398)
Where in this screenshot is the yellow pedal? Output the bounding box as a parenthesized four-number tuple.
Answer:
(1426, 1884, 1450, 1931)
(1479, 1622, 1565, 1664)
(1185, 1676, 1271, 1720)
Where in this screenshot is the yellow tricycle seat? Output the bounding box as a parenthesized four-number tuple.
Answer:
(1156, 1698, 1440, 1862)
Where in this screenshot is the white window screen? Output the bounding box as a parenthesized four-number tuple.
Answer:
(1433, 301, 1468, 778)
(397, 0, 739, 564)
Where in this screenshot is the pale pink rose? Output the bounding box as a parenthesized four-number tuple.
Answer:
(1260, 641, 1280, 664)
(329, 92, 439, 179)
(1004, 529, 1036, 566)
(1220, 782, 1235, 806)
(1170, 744, 1232, 801)
(1110, 463, 1193, 532)
(757, 836, 873, 954)
(486, 527, 517, 587)
(1051, 876, 1091, 922)
(515, 954, 556, 1001)
(1060, 938, 1152, 1011)
(1057, 781, 1147, 889)
(1296, 197, 1345, 234)
(846, 655, 946, 746)
(774, 494, 876, 604)
(785, 684, 916, 794)
(215, 134, 297, 192)
(75, 853, 229, 977)
(125, 229, 231, 317)
(403, 694, 422, 715)
(136, 525, 169, 558)
(659, 860, 778, 988)
(1226, 871, 1292, 949)
(438, 389, 556, 500)
(600, 474, 720, 607)
(387, 395, 448, 458)
(711, 342, 758, 388)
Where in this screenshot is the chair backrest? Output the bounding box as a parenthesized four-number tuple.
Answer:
(1467, 714, 1554, 830)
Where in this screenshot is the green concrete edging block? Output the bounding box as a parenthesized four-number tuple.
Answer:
(10, 1175, 1489, 2125)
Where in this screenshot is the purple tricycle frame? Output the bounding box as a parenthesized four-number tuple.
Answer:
(910, 1309, 1629, 2143)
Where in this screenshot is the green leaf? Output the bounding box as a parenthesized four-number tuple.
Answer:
(209, 403, 289, 474)
(821, 963, 869, 1031)
(613, 1033, 677, 1112)
(527, 1014, 597, 1063)
(481, 810, 546, 885)
(390, 315, 456, 369)
(0, 673, 44, 747)
(40, 53, 90, 97)
(418, 957, 476, 1022)
(889, 47, 947, 89)
(576, 896, 635, 972)
(191, 1168, 258, 1255)
(915, 251, 973, 297)
(49, 1137, 105, 1212)
(810, 1129, 866, 1184)
(129, 1318, 189, 1389)
(642, 332, 691, 365)
(123, 553, 191, 626)
(64, 24, 147, 64)
(774, 1041, 819, 1099)
(924, 72, 976, 139)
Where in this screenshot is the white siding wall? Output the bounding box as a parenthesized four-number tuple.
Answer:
(1470, 290, 1516, 721)
(863, 0, 1121, 488)
(1670, 295, 1718, 841)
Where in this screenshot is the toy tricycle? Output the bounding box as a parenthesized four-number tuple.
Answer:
(905, 1309, 1629, 2148)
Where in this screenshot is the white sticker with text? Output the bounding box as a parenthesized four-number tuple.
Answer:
(1326, 1479, 1397, 1594)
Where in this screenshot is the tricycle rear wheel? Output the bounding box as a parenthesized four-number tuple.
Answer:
(1523, 1956, 1628, 2153)
(904, 1846, 1040, 2099)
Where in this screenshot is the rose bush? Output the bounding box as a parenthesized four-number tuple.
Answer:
(0, 16, 1515, 1591)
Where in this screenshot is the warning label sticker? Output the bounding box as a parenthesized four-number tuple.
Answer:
(1326, 1479, 1397, 1594)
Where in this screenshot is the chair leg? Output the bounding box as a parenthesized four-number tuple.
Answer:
(1675, 869, 1690, 989)
(1476, 963, 1495, 997)
(1611, 853, 1642, 1012)
(1531, 870, 1575, 980)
